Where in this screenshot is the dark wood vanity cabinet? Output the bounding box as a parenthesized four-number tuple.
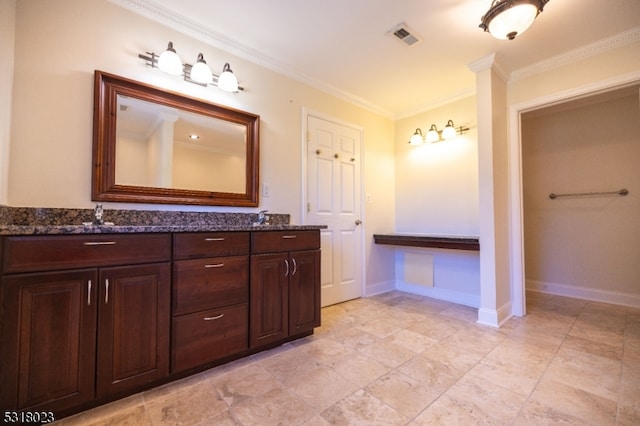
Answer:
(0, 234, 171, 413)
(250, 231, 321, 348)
(0, 228, 321, 418)
(171, 232, 250, 373)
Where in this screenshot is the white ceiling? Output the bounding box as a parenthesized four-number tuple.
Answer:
(114, 0, 640, 118)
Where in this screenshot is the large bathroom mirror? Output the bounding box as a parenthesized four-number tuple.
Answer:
(92, 71, 259, 206)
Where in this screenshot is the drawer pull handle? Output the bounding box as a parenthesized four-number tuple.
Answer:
(205, 263, 225, 268)
(87, 280, 92, 306)
(204, 314, 224, 321)
(282, 235, 297, 239)
(205, 237, 225, 241)
(84, 241, 116, 246)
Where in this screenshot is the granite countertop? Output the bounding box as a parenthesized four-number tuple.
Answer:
(0, 223, 326, 235)
(0, 206, 326, 236)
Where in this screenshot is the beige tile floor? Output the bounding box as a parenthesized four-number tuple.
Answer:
(57, 291, 640, 425)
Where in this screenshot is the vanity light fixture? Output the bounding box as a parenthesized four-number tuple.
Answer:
(426, 124, 440, 143)
(189, 53, 213, 85)
(479, 0, 549, 40)
(408, 120, 470, 145)
(409, 128, 424, 145)
(217, 63, 239, 93)
(157, 42, 183, 75)
(138, 41, 244, 92)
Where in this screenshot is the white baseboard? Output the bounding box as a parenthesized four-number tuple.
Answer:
(527, 279, 640, 309)
(365, 280, 396, 297)
(396, 281, 480, 308)
(477, 301, 513, 328)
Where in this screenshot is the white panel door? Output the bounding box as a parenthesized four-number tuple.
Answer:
(306, 115, 362, 307)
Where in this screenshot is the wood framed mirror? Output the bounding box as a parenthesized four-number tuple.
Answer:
(92, 71, 259, 206)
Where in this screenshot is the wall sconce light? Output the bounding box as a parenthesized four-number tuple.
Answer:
(138, 41, 244, 92)
(408, 120, 470, 145)
(479, 0, 549, 40)
(409, 128, 424, 146)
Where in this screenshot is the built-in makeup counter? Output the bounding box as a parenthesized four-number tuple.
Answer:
(373, 233, 480, 251)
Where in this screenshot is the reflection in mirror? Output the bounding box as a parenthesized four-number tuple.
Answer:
(92, 71, 260, 206)
(115, 95, 247, 193)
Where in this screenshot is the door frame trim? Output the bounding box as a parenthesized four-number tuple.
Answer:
(301, 107, 366, 302)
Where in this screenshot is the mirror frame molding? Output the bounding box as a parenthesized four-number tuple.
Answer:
(92, 70, 260, 207)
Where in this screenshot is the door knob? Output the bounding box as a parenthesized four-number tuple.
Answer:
(355, 219, 362, 225)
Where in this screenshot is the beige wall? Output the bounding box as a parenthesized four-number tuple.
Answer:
(0, 0, 15, 205)
(6, 0, 396, 292)
(522, 90, 640, 303)
(395, 96, 479, 236)
(507, 38, 640, 312)
(391, 96, 480, 306)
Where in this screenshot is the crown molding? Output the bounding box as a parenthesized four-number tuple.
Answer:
(107, 0, 395, 119)
(510, 26, 640, 82)
(396, 88, 476, 120)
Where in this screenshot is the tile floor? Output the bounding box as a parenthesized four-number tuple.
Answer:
(56, 291, 640, 425)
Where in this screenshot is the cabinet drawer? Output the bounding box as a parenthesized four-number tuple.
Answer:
(171, 303, 248, 373)
(173, 232, 250, 260)
(173, 256, 249, 315)
(251, 231, 320, 254)
(2, 234, 171, 273)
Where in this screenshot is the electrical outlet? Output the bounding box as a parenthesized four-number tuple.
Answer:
(262, 183, 270, 197)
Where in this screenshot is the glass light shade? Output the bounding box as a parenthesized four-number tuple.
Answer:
(190, 54, 213, 85)
(488, 4, 538, 40)
(426, 125, 440, 143)
(442, 120, 457, 140)
(217, 63, 239, 92)
(409, 129, 424, 145)
(157, 42, 183, 75)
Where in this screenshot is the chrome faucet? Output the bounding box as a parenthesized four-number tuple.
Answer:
(256, 210, 268, 225)
(93, 204, 104, 225)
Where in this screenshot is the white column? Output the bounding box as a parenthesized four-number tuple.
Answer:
(468, 54, 513, 327)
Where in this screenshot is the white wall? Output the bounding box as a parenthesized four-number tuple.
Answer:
(522, 90, 640, 306)
(6, 0, 396, 293)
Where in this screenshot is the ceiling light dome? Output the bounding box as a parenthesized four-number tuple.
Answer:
(480, 0, 549, 40)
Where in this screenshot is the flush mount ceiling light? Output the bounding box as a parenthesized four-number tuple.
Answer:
(138, 42, 244, 92)
(408, 120, 470, 145)
(479, 0, 549, 40)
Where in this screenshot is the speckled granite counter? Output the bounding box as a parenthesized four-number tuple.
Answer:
(0, 206, 326, 235)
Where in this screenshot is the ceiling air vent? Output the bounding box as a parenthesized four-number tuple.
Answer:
(388, 23, 423, 47)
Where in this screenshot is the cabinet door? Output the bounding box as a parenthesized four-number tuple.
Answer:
(250, 253, 288, 348)
(96, 263, 170, 397)
(289, 250, 321, 335)
(0, 270, 97, 412)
